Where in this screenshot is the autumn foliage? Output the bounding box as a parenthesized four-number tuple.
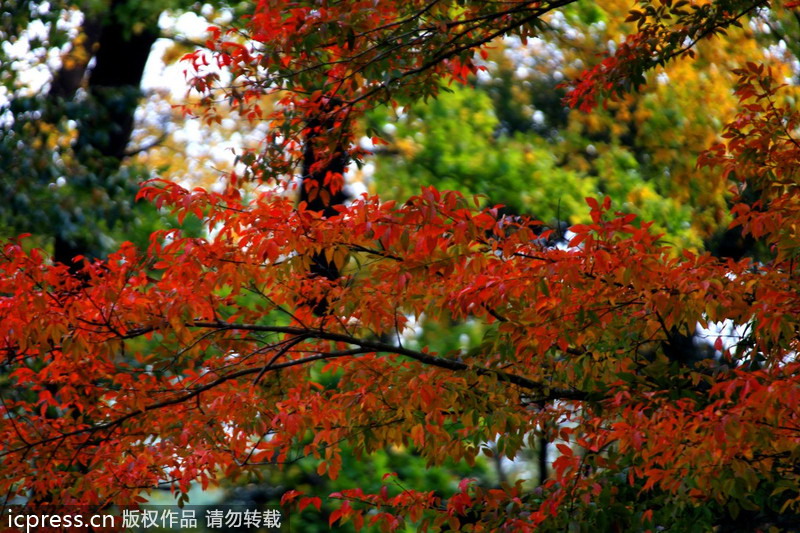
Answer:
(2, 0, 800, 531)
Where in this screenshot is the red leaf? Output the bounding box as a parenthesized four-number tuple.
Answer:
(299, 496, 322, 512)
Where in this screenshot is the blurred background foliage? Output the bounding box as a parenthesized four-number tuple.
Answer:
(363, 0, 798, 253)
(2, 0, 798, 530)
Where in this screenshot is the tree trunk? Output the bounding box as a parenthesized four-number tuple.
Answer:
(299, 109, 349, 314)
(52, 1, 159, 266)
(538, 434, 548, 485)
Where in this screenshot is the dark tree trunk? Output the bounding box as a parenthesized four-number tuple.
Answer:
(77, 6, 159, 161)
(51, 2, 159, 267)
(299, 110, 350, 314)
(48, 18, 103, 101)
(538, 434, 548, 485)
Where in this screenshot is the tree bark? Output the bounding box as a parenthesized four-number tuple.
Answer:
(299, 109, 349, 314)
(538, 434, 548, 485)
(51, 2, 159, 266)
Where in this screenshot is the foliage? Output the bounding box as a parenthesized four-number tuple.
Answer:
(2, 0, 800, 531)
(368, 0, 795, 250)
(2, 2, 473, 527)
(365, 87, 595, 223)
(0, 0, 228, 259)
